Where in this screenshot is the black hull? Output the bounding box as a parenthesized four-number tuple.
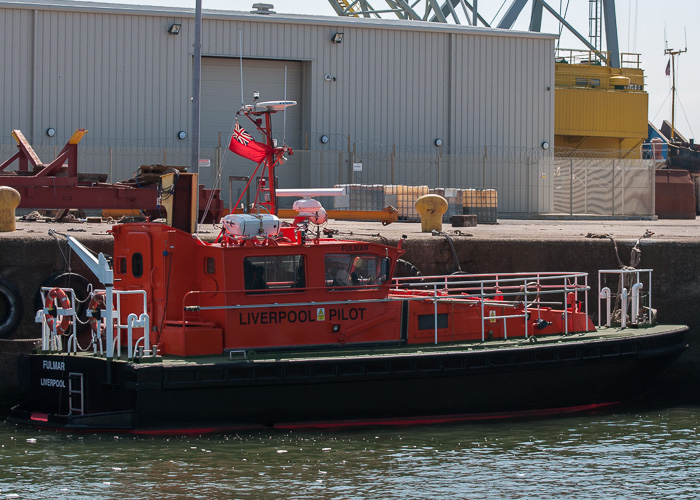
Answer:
(668, 147, 700, 172)
(9, 327, 688, 433)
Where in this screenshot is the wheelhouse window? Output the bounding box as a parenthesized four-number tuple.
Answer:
(243, 255, 305, 292)
(325, 254, 390, 289)
(132, 253, 143, 278)
(205, 257, 216, 274)
(117, 257, 127, 275)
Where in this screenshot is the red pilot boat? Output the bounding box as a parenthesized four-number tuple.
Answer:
(9, 99, 689, 433)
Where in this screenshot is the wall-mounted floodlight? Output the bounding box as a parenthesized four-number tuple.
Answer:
(178, 131, 187, 140)
(168, 23, 181, 35)
(320, 135, 329, 144)
(46, 128, 56, 137)
(434, 138, 443, 147)
(331, 32, 344, 43)
(541, 141, 550, 150)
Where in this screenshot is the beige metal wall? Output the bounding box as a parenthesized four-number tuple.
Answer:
(0, 0, 556, 213)
(552, 158, 655, 217)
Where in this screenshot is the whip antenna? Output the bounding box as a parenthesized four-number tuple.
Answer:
(239, 29, 244, 108)
(283, 65, 288, 146)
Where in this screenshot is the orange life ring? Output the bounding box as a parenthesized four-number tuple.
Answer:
(88, 291, 106, 336)
(44, 287, 71, 335)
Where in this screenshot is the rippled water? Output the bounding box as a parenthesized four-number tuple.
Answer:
(1, 406, 699, 499)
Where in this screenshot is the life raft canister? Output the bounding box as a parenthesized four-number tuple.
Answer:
(44, 287, 72, 334)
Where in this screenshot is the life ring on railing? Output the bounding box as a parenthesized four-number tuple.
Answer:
(87, 291, 106, 336)
(34, 272, 91, 324)
(44, 287, 71, 334)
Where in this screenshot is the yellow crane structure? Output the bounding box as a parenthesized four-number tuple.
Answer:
(554, 48, 647, 157)
(327, 0, 648, 158)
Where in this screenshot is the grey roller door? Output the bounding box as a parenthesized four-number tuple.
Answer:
(201, 57, 302, 202)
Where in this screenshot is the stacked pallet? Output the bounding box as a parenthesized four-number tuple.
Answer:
(461, 188, 498, 224)
(333, 184, 497, 223)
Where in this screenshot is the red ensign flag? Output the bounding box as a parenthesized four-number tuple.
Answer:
(229, 122, 273, 163)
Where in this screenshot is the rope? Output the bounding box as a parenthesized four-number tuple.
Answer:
(674, 90, 697, 140)
(608, 231, 653, 323)
(49, 230, 69, 270)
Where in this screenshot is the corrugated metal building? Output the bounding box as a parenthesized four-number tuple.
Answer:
(0, 0, 556, 214)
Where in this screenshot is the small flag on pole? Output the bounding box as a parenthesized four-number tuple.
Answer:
(665, 60, 670, 76)
(228, 121, 273, 163)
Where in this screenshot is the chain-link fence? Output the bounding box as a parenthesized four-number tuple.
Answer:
(1, 138, 655, 220)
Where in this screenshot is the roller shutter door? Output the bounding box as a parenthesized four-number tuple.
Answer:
(201, 57, 302, 198)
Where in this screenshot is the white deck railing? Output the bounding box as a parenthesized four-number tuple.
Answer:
(391, 271, 590, 343)
(37, 287, 152, 360)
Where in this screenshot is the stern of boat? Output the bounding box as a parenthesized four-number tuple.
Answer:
(8, 353, 135, 431)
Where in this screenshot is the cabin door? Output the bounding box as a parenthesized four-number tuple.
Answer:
(119, 231, 153, 345)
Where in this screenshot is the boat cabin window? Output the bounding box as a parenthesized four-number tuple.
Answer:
(205, 257, 216, 274)
(243, 255, 305, 292)
(132, 253, 144, 278)
(325, 254, 390, 289)
(117, 257, 127, 275)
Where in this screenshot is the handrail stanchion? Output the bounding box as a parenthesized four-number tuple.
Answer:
(433, 283, 438, 345)
(585, 274, 589, 328)
(523, 281, 527, 339)
(563, 283, 568, 335)
(599, 287, 611, 327)
(480, 282, 485, 341)
(621, 288, 628, 328)
(631, 282, 643, 325)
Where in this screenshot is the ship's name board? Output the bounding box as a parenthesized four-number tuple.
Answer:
(240, 307, 366, 325)
(40, 378, 66, 388)
(340, 244, 369, 252)
(42, 360, 65, 371)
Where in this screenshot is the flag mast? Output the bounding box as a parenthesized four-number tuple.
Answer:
(191, 0, 202, 232)
(664, 32, 687, 144)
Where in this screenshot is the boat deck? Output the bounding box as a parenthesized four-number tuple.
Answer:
(66, 323, 688, 368)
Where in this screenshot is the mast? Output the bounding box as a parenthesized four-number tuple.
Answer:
(664, 45, 687, 143)
(231, 98, 296, 215)
(191, 0, 203, 231)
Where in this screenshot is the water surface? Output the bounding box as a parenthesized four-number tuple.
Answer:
(0, 406, 698, 499)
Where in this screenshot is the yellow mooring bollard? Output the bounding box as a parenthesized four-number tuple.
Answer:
(415, 194, 448, 232)
(0, 186, 21, 232)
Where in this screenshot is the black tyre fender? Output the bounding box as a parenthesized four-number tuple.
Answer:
(0, 278, 23, 338)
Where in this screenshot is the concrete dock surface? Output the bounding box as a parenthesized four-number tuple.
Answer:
(5, 215, 700, 243)
(325, 217, 700, 242)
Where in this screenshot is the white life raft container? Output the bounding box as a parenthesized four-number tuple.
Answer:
(221, 213, 280, 238)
